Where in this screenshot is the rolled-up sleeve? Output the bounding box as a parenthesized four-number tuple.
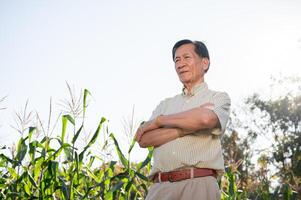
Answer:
(212, 92, 231, 134)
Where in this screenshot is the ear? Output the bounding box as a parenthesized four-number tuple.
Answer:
(202, 58, 209, 71)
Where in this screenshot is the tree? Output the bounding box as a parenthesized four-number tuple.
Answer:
(245, 76, 301, 197)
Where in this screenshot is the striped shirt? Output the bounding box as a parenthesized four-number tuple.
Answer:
(149, 82, 231, 177)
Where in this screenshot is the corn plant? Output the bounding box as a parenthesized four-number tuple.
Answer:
(0, 89, 152, 199)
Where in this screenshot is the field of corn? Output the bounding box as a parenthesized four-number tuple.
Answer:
(0, 88, 299, 199)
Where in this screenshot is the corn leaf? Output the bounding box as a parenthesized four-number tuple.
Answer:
(33, 157, 44, 181)
(86, 117, 106, 148)
(46, 143, 70, 162)
(7, 167, 18, 179)
(86, 168, 100, 183)
(74, 151, 79, 182)
(109, 161, 117, 170)
(28, 127, 36, 142)
(136, 148, 153, 171)
(24, 182, 31, 196)
(125, 180, 133, 192)
(40, 136, 47, 143)
(135, 172, 148, 182)
(83, 89, 91, 118)
(104, 191, 113, 200)
(110, 133, 128, 168)
(15, 136, 28, 165)
(71, 124, 83, 144)
(111, 181, 124, 192)
(79, 117, 106, 162)
(61, 115, 68, 143)
(64, 114, 75, 126)
(29, 141, 38, 164)
(87, 156, 95, 168)
(27, 172, 38, 188)
(0, 153, 18, 165)
(48, 161, 58, 178)
(59, 177, 69, 200)
(74, 188, 84, 198)
(128, 138, 136, 154)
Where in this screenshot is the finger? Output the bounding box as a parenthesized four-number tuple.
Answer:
(136, 132, 143, 142)
(134, 127, 142, 140)
(135, 127, 144, 141)
(135, 133, 139, 141)
(134, 132, 138, 140)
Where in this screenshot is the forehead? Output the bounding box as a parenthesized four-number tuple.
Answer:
(175, 43, 195, 57)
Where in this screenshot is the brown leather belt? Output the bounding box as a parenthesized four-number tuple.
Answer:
(153, 168, 216, 183)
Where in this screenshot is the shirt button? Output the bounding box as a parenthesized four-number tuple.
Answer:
(172, 151, 176, 155)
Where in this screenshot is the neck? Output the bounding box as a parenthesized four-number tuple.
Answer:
(183, 79, 204, 94)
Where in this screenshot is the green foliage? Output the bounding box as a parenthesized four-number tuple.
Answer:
(220, 76, 301, 199)
(0, 89, 152, 199)
(246, 92, 301, 197)
(221, 165, 243, 200)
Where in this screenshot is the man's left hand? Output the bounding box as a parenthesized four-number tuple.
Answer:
(135, 118, 160, 142)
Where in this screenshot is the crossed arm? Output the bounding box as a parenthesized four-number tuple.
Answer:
(135, 103, 220, 148)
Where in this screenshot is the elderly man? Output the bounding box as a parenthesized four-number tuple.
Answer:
(135, 39, 231, 200)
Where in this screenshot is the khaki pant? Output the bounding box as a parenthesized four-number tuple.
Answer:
(146, 176, 221, 200)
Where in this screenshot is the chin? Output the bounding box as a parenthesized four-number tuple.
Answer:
(179, 76, 191, 83)
(180, 79, 192, 85)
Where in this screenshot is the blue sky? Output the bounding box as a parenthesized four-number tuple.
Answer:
(0, 0, 301, 160)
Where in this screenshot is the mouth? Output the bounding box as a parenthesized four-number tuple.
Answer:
(179, 71, 189, 75)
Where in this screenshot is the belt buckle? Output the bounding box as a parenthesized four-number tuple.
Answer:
(168, 173, 174, 182)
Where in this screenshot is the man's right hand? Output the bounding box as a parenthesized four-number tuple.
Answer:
(134, 118, 160, 142)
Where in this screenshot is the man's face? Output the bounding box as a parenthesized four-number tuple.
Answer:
(174, 43, 208, 85)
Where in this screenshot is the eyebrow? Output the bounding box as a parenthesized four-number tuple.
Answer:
(175, 53, 191, 60)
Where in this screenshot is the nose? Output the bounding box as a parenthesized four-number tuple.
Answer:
(176, 60, 186, 71)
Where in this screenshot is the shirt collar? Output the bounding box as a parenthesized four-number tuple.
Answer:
(182, 82, 208, 97)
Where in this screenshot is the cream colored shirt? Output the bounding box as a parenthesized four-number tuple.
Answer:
(149, 82, 231, 177)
